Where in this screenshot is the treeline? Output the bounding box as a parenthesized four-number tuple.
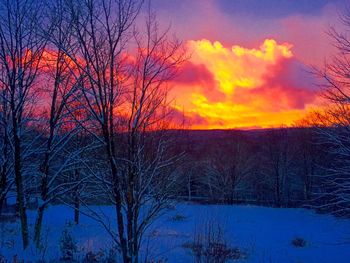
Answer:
(174, 129, 324, 207)
(173, 126, 350, 217)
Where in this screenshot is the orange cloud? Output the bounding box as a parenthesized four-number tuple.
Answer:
(170, 39, 318, 129)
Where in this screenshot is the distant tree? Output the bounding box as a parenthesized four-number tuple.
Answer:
(262, 129, 295, 207)
(206, 135, 255, 204)
(291, 125, 320, 202)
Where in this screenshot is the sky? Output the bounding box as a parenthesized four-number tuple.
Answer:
(148, 0, 346, 129)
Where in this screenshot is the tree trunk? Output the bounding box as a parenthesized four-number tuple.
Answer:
(36, 164, 49, 248)
(72, 169, 80, 224)
(114, 191, 129, 263)
(0, 172, 6, 216)
(187, 171, 192, 201)
(34, 205, 46, 247)
(107, 138, 129, 263)
(0, 154, 8, 217)
(101, 108, 129, 262)
(127, 134, 136, 263)
(0, 195, 5, 216)
(275, 170, 281, 207)
(74, 193, 80, 225)
(13, 124, 29, 249)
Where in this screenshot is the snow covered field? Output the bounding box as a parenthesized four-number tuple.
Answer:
(1, 204, 350, 262)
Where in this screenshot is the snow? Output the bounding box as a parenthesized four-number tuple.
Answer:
(1, 203, 350, 262)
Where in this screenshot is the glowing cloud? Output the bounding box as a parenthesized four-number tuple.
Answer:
(170, 39, 318, 129)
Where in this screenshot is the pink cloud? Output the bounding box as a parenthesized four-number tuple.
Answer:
(233, 58, 319, 112)
(172, 61, 226, 102)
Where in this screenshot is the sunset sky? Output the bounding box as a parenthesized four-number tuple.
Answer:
(148, 0, 346, 129)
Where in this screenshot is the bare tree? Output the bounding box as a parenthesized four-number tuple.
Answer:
(61, 1, 186, 260)
(291, 125, 319, 202)
(31, 0, 92, 246)
(288, 8, 350, 216)
(118, 11, 186, 261)
(206, 136, 255, 204)
(262, 129, 295, 207)
(308, 10, 350, 215)
(0, 0, 47, 248)
(64, 1, 142, 261)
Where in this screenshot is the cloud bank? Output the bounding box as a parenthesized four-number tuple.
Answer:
(170, 39, 319, 129)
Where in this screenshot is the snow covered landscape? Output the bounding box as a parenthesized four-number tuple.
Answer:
(1, 204, 350, 262)
(1, 0, 350, 262)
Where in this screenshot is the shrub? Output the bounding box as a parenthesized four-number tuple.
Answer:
(106, 247, 117, 263)
(291, 237, 307, 248)
(184, 220, 247, 263)
(171, 213, 187, 221)
(60, 228, 77, 262)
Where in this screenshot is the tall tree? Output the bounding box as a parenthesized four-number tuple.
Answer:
(61, 1, 186, 260)
(311, 11, 350, 216)
(119, 11, 186, 261)
(0, 0, 46, 248)
(59, 0, 142, 261)
(31, 0, 95, 247)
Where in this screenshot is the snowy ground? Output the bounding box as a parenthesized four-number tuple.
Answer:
(1, 203, 350, 262)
